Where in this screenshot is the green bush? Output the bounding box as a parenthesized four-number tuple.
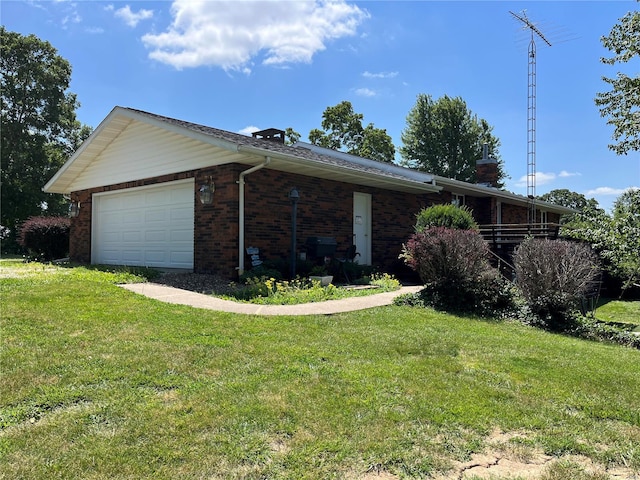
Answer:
(414, 204, 477, 233)
(18, 216, 70, 261)
(513, 238, 600, 331)
(400, 227, 513, 316)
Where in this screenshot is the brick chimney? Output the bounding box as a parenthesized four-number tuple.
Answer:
(252, 128, 285, 144)
(476, 143, 499, 187)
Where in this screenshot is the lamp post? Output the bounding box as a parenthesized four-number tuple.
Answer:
(288, 187, 299, 279)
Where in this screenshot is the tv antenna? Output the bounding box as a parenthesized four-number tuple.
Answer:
(510, 10, 552, 224)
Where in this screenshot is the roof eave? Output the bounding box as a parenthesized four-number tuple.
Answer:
(236, 144, 442, 194)
(433, 176, 577, 215)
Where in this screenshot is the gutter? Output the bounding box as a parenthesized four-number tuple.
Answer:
(237, 156, 271, 276)
(237, 143, 441, 194)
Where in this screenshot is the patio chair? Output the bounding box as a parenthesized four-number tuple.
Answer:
(336, 245, 360, 284)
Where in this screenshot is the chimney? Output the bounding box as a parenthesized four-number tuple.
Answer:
(476, 143, 499, 187)
(252, 128, 285, 144)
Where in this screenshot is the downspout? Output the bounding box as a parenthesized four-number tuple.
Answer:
(238, 156, 271, 276)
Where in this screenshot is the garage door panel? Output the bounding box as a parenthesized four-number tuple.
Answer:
(93, 180, 194, 269)
(122, 230, 142, 242)
(170, 206, 192, 220)
(145, 230, 167, 242)
(170, 251, 193, 264)
(100, 249, 121, 264)
(170, 229, 192, 242)
(144, 250, 167, 264)
(146, 209, 168, 223)
(100, 196, 122, 212)
(122, 250, 144, 264)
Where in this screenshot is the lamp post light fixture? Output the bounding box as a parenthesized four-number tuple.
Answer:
(288, 187, 299, 279)
(199, 176, 215, 205)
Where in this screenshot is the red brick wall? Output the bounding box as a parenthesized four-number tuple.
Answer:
(69, 163, 545, 279)
(194, 164, 243, 277)
(476, 162, 499, 187)
(501, 203, 529, 224)
(239, 168, 440, 276)
(500, 203, 561, 225)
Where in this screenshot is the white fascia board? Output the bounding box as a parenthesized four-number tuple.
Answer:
(44, 106, 126, 193)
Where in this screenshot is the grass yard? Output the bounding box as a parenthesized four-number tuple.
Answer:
(1, 263, 639, 479)
(596, 299, 640, 328)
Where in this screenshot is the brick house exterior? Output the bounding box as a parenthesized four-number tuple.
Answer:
(46, 107, 572, 279)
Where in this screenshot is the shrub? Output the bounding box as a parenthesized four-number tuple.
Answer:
(571, 317, 640, 349)
(400, 227, 513, 315)
(18, 216, 70, 261)
(513, 238, 600, 330)
(402, 227, 490, 287)
(414, 204, 477, 233)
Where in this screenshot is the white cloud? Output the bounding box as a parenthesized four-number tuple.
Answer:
(355, 87, 377, 97)
(112, 5, 154, 27)
(85, 26, 105, 34)
(141, 0, 369, 71)
(239, 126, 260, 136)
(362, 71, 398, 79)
(559, 170, 581, 178)
(515, 171, 557, 188)
(61, 12, 81, 26)
(585, 186, 639, 196)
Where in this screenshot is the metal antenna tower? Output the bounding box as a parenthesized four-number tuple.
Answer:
(510, 10, 552, 224)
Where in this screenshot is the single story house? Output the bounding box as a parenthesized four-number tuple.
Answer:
(44, 106, 574, 278)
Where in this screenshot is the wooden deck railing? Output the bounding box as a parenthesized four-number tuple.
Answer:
(478, 223, 561, 247)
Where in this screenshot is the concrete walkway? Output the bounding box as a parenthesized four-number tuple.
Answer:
(121, 283, 423, 316)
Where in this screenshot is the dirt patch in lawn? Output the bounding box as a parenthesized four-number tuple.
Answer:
(355, 430, 638, 480)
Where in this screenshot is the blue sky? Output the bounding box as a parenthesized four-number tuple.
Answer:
(3, 0, 639, 211)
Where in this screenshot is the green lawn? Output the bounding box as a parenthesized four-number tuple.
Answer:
(1, 263, 639, 479)
(596, 298, 640, 328)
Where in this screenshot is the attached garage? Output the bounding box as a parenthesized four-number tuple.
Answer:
(92, 179, 194, 269)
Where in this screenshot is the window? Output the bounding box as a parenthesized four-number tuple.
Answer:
(452, 193, 465, 207)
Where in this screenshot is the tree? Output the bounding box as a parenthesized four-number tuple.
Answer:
(400, 94, 507, 186)
(564, 189, 640, 297)
(308, 101, 395, 163)
(0, 28, 90, 251)
(608, 189, 640, 294)
(594, 4, 640, 155)
(284, 127, 301, 146)
(538, 189, 604, 226)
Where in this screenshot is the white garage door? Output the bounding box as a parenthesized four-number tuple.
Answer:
(92, 179, 194, 269)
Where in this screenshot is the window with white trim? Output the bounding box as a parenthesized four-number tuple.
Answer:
(452, 193, 465, 207)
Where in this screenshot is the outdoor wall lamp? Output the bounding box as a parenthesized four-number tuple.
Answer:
(69, 201, 81, 218)
(199, 176, 215, 205)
